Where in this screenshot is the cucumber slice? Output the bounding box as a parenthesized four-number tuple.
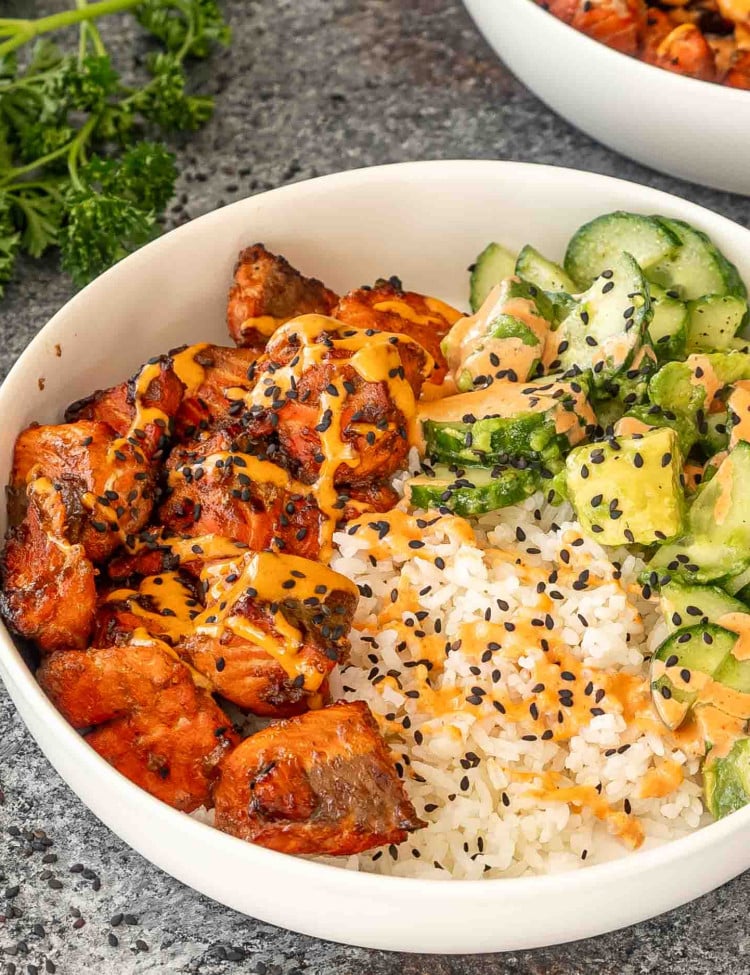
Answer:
(515, 245, 576, 294)
(704, 737, 750, 819)
(686, 295, 747, 353)
(713, 652, 750, 696)
(650, 623, 739, 730)
(648, 217, 747, 301)
(564, 212, 680, 290)
(470, 243, 517, 313)
(423, 412, 552, 467)
(549, 252, 651, 389)
(408, 464, 539, 516)
(660, 581, 748, 633)
(646, 539, 750, 587)
(418, 378, 595, 469)
(648, 284, 688, 363)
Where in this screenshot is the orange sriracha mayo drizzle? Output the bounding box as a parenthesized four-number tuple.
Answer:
(441, 281, 551, 385)
(652, 612, 750, 756)
(224, 315, 434, 561)
(78, 344, 231, 541)
(346, 505, 702, 846)
(191, 550, 357, 692)
(528, 782, 645, 849)
(113, 534, 356, 697)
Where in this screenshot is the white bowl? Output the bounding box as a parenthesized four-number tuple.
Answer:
(463, 0, 750, 196)
(2, 160, 750, 954)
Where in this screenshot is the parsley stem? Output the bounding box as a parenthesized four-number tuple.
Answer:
(0, 116, 96, 189)
(76, 0, 107, 61)
(0, 0, 141, 58)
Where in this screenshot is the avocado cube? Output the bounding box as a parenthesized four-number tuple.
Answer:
(565, 427, 685, 546)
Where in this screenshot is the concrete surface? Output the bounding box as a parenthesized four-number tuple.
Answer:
(2, 1, 750, 972)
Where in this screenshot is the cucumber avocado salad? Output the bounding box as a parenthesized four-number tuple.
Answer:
(411, 210, 750, 822)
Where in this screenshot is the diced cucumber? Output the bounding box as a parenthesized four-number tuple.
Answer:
(548, 253, 651, 390)
(564, 212, 680, 290)
(407, 464, 539, 516)
(648, 284, 688, 363)
(423, 412, 554, 467)
(646, 538, 750, 588)
(417, 378, 595, 469)
(647, 217, 747, 302)
(660, 581, 748, 633)
(515, 245, 576, 294)
(565, 427, 684, 546)
(650, 623, 739, 730)
(470, 243, 517, 313)
(704, 737, 750, 819)
(686, 295, 748, 353)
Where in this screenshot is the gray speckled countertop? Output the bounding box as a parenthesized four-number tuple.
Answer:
(2, 1, 750, 972)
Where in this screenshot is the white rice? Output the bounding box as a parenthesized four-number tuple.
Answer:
(323, 480, 705, 880)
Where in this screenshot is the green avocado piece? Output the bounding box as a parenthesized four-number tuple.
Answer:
(565, 427, 685, 546)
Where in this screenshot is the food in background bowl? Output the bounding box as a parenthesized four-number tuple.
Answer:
(538, 0, 750, 88)
(6, 206, 750, 880)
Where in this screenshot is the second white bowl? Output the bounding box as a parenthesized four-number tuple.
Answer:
(464, 0, 750, 196)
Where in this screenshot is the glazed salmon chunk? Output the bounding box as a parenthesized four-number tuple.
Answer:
(214, 701, 425, 855)
(38, 642, 236, 811)
(227, 244, 338, 348)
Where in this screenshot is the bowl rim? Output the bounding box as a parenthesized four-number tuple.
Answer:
(3, 157, 750, 903)
(488, 0, 750, 104)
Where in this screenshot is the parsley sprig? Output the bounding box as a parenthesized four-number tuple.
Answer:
(0, 0, 231, 295)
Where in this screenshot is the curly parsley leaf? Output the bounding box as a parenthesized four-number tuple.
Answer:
(79, 142, 177, 212)
(14, 191, 62, 259)
(0, 194, 21, 296)
(60, 192, 158, 288)
(137, 0, 231, 59)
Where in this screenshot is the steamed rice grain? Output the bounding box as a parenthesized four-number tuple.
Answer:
(326, 489, 705, 880)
